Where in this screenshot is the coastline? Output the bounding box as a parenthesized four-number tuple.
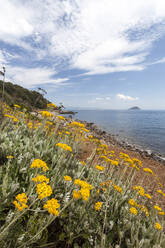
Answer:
(74, 117, 165, 207)
(77, 119, 165, 165)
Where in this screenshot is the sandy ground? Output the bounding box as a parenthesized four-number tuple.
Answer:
(79, 138, 165, 209)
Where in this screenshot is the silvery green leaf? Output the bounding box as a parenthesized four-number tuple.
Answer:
(20, 167, 26, 173)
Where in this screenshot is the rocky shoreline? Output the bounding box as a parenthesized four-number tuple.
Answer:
(76, 119, 165, 165)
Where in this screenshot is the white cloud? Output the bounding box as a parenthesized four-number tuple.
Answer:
(0, 51, 6, 64)
(150, 57, 165, 65)
(117, 93, 139, 101)
(1, 0, 165, 76)
(6, 66, 69, 88)
(89, 96, 111, 103)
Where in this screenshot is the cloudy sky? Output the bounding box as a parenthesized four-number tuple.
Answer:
(1, 0, 165, 109)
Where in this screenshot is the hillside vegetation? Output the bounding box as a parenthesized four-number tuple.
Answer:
(0, 80, 50, 110)
(0, 102, 165, 247)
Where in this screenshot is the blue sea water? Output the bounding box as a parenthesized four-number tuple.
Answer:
(75, 110, 165, 156)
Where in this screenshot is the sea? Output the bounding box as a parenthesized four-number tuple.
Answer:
(74, 110, 165, 157)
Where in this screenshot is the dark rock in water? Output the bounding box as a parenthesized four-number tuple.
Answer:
(128, 106, 141, 110)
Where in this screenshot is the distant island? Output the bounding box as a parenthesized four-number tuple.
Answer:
(128, 106, 141, 110)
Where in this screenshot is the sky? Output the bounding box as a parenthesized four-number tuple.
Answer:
(0, 0, 165, 110)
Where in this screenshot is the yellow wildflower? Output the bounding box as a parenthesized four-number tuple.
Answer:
(73, 190, 81, 199)
(43, 198, 60, 216)
(70, 121, 85, 128)
(56, 143, 72, 152)
(113, 184, 123, 194)
(80, 161, 86, 166)
(129, 207, 138, 215)
(110, 160, 119, 166)
(94, 202, 103, 211)
(32, 175, 49, 183)
(39, 111, 54, 118)
(13, 193, 28, 211)
(81, 128, 89, 133)
(64, 175, 72, 182)
(157, 189, 165, 197)
(95, 165, 105, 171)
(154, 205, 162, 211)
(74, 179, 93, 190)
(57, 115, 66, 121)
(155, 222, 162, 230)
(140, 205, 149, 217)
(145, 193, 152, 199)
(143, 168, 154, 175)
(128, 199, 137, 206)
(14, 104, 21, 108)
(36, 182, 52, 200)
(159, 211, 165, 215)
(16, 193, 28, 203)
(137, 189, 145, 196)
(47, 103, 56, 108)
(132, 158, 143, 167)
(30, 159, 49, 172)
(79, 188, 90, 201)
(6, 155, 13, 159)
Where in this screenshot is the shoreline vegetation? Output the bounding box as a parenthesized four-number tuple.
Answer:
(1, 101, 165, 247)
(77, 119, 165, 164)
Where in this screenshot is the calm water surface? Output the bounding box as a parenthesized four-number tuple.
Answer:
(75, 110, 165, 156)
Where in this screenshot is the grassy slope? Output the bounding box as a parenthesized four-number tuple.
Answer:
(0, 80, 50, 110)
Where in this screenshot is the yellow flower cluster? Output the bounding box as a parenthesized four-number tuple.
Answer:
(155, 222, 162, 230)
(13, 193, 28, 211)
(27, 121, 41, 129)
(43, 198, 60, 216)
(95, 165, 105, 171)
(132, 158, 143, 168)
(119, 153, 141, 170)
(81, 128, 89, 133)
(133, 185, 145, 196)
(32, 175, 49, 183)
(80, 161, 86, 166)
(154, 205, 162, 212)
(144, 193, 152, 199)
(110, 160, 119, 166)
(73, 190, 81, 199)
(129, 207, 138, 215)
(140, 205, 149, 217)
(128, 199, 137, 206)
(113, 184, 123, 194)
(47, 103, 56, 108)
(157, 189, 165, 198)
(70, 121, 85, 128)
(143, 168, 154, 175)
(158, 211, 165, 215)
(94, 202, 103, 211)
(74, 179, 93, 201)
(100, 180, 112, 188)
(14, 104, 21, 108)
(6, 155, 13, 159)
(128, 199, 149, 217)
(119, 152, 129, 159)
(39, 111, 54, 118)
(56, 115, 66, 121)
(4, 114, 18, 123)
(64, 175, 72, 181)
(56, 143, 72, 152)
(30, 159, 49, 172)
(36, 182, 52, 200)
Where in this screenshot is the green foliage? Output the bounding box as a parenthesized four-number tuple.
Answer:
(0, 106, 165, 247)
